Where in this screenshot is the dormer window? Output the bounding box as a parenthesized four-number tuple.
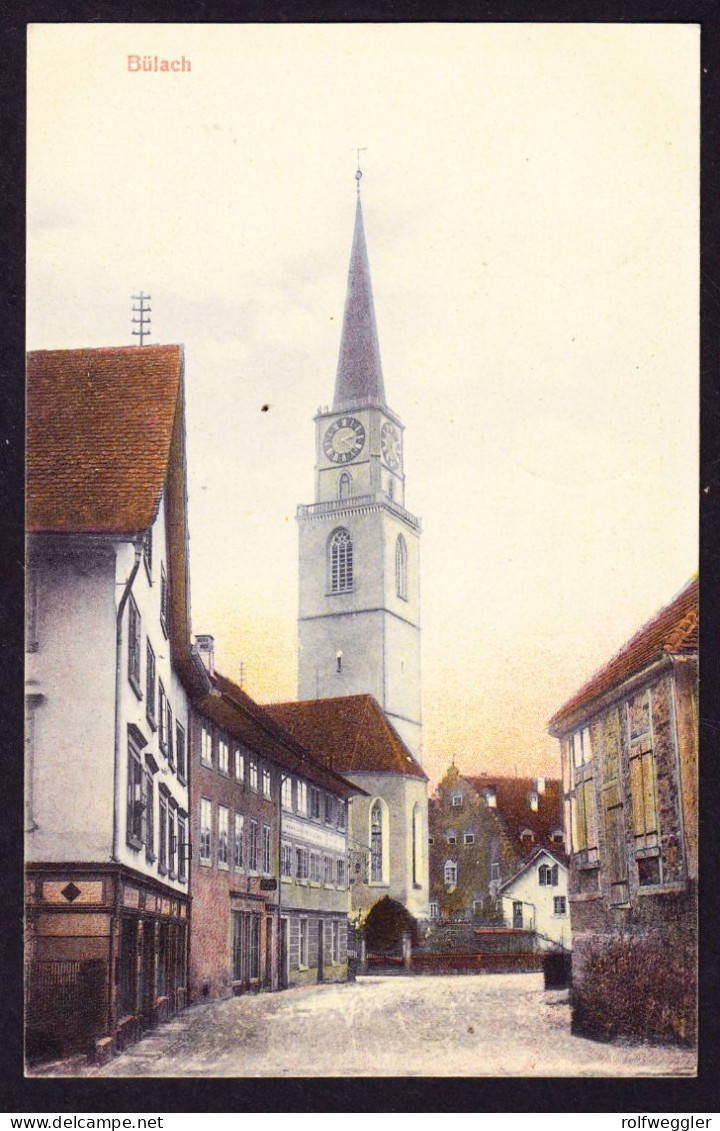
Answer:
(520, 828, 534, 845)
(450, 792, 462, 807)
(446, 832, 457, 845)
(528, 790, 539, 812)
(550, 829, 564, 845)
(483, 788, 497, 808)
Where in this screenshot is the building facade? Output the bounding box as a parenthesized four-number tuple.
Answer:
(296, 188, 422, 762)
(189, 650, 359, 998)
(428, 765, 564, 923)
(549, 577, 697, 1044)
(25, 345, 206, 1061)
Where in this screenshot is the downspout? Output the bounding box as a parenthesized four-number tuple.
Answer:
(111, 537, 145, 863)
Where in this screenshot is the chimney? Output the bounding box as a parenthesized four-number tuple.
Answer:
(195, 634, 215, 675)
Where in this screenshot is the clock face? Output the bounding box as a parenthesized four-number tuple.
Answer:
(381, 421, 402, 469)
(323, 417, 366, 464)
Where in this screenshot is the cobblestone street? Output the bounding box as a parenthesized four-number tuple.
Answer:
(64, 974, 697, 1078)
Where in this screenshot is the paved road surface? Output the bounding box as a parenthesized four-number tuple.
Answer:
(59, 973, 695, 1078)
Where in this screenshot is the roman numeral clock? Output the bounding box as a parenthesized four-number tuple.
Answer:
(322, 417, 366, 464)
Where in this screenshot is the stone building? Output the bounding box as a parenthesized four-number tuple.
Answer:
(188, 645, 360, 997)
(25, 345, 206, 1061)
(548, 577, 697, 1044)
(428, 764, 564, 922)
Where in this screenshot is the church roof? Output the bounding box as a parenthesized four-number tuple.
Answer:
(548, 576, 698, 732)
(27, 344, 183, 534)
(264, 694, 427, 780)
(332, 197, 386, 412)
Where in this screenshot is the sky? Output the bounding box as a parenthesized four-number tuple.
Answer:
(27, 23, 699, 789)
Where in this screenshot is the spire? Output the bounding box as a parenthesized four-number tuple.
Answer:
(332, 191, 386, 412)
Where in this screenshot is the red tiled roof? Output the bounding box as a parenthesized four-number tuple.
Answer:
(464, 774, 564, 847)
(548, 577, 698, 731)
(27, 345, 183, 533)
(264, 694, 427, 780)
(203, 673, 362, 799)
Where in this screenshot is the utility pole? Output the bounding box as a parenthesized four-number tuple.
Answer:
(131, 292, 152, 345)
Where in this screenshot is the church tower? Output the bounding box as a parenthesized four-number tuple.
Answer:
(297, 176, 422, 761)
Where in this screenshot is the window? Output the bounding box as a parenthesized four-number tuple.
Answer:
(248, 819, 258, 871)
(338, 471, 352, 499)
(395, 535, 408, 600)
(281, 776, 293, 811)
(463, 832, 475, 845)
(520, 829, 534, 845)
(296, 780, 308, 816)
(527, 790, 539, 812)
(177, 814, 187, 882)
(218, 737, 229, 775)
(370, 799, 384, 883)
(281, 841, 293, 877)
(638, 854, 661, 886)
(553, 896, 567, 916)
(200, 725, 213, 767)
(324, 855, 334, 885)
(310, 851, 321, 883)
(628, 692, 659, 851)
(127, 596, 142, 694)
(166, 702, 174, 767)
(324, 794, 335, 825)
(295, 846, 309, 880)
(450, 792, 463, 807)
(234, 746, 245, 782)
(160, 563, 168, 636)
(601, 708, 629, 905)
(550, 829, 564, 845)
(444, 859, 458, 886)
(490, 861, 500, 882)
(299, 918, 309, 967)
(262, 825, 272, 874)
(329, 528, 353, 593)
(262, 766, 272, 800)
(428, 836, 434, 845)
(429, 901, 439, 920)
(158, 682, 167, 752)
(199, 798, 212, 864)
(167, 804, 176, 877)
(572, 725, 599, 863)
(538, 864, 558, 886)
(310, 786, 321, 819)
(176, 723, 186, 782)
(144, 768, 155, 861)
(158, 791, 168, 874)
(337, 800, 346, 831)
(249, 757, 259, 792)
(483, 788, 497, 808)
(336, 858, 346, 887)
(446, 833, 457, 845)
(145, 640, 156, 727)
(233, 812, 244, 869)
(126, 740, 144, 848)
(217, 806, 229, 868)
(144, 525, 153, 576)
(412, 803, 422, 886)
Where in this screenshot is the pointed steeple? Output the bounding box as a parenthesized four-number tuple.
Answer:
(332, 196, 386, 412)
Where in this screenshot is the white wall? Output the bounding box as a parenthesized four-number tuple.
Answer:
(501, 850, 571, 949)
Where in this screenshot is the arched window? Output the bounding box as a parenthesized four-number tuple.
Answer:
(329, 528, 353, 593)
(395, 535, 408, 600)
(412, 802, 422, 887)
(370, 798, 388, 884)
(538, 864, 552, 886)
(338, 472, 352, 500)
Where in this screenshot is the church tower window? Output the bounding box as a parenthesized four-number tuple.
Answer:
(338, 472, 352, 500)
(395, 535, 408, 600)
(329, 528, 353, 593)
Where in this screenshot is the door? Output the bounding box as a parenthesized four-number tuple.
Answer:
(117, 917, 138, 1019)
(317, 919, 324, 983)
(512, 901, 523, 929)
(139, 920, 155, 1030)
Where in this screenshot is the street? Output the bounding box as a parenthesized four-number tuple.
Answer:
(68, 974, 696, 1078)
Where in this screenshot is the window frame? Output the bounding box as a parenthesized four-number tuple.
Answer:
(127, 596, 142, 697)
(199, 797, 212, 866)
(217, 805, 229, 869)
(328, 527, 354, 594)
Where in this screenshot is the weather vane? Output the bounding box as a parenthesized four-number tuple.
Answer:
(354, 147, 367, 194)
